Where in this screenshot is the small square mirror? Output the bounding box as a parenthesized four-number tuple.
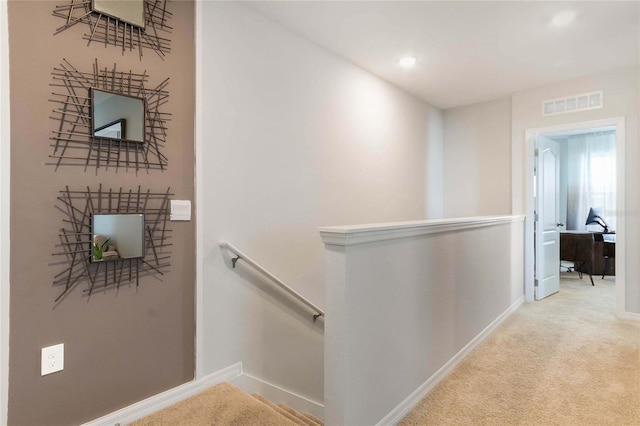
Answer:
(92, 0, 145, 29)
(92, 213, 145, 262)
(92, 89, 145, 143)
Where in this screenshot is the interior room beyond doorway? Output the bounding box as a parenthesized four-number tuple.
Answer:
(550, 127, 617, 286)
(525, 117, 626, 316)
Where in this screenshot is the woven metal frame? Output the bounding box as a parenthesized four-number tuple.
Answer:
(49, 59, 170, 172)
(53, 185, 172, 302)
(53, 0, 171, 59)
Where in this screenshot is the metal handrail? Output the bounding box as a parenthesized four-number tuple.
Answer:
(219, 242, 325, 322)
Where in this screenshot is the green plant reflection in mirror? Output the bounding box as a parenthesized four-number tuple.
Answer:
(92, 214, 145, 262)
(92, 89, 145, 143)
(92, 0, 145, 28)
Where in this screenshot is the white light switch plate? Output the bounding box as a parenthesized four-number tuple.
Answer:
(41, 343, 64, 376)
(170, 200, 191, 221)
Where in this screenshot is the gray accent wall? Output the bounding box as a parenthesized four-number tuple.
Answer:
(7, 2, 195, 424)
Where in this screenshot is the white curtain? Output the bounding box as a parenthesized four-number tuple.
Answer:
(566, 130, 616, 231)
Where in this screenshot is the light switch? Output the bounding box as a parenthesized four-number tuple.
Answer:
(170, 200, 191, 221)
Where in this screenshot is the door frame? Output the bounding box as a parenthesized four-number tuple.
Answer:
(524, 117, 625, 316)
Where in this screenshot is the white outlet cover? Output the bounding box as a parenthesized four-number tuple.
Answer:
(41, 343, 64, 376)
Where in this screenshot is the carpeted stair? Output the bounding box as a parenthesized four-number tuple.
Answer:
(251, 394, 322, 426)
(130, 382, 323, 426)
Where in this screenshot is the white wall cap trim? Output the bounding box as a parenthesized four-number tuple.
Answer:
(319, 215, 525, 246)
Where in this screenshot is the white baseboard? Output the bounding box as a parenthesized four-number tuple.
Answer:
(619, 311, 640, 322)
(231, 373, 324, 420)
(81, 362, 325, 425)
(376, 295, 525, 426)
(82, 362, 242, 426)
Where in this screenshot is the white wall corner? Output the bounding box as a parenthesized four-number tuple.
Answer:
(425, 105, 444, 219)
(323, 244, 347, 426)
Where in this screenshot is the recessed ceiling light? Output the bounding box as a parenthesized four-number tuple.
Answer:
(398, 56, 417, 68)
(551, 11, 576, 27)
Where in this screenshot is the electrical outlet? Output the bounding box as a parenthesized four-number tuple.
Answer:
(41, 343, 64, 376)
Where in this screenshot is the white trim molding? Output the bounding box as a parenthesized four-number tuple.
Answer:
(0, 0, 11, 423)
(319, 215, 525, 246)
(81, 362, 325, 425)
(376, 296, 525, 425)
(81, 363, 243, 426)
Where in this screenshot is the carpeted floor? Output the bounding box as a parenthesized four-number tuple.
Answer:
(400, 274, 640, 425)
(130, 275, 637, 426)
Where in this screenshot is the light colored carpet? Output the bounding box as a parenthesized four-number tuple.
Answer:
(130, 382, 302, 426)
(400, 274, 640, 425)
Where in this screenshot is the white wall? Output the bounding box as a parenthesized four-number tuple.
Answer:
(443, 97, 512, 217)
(426, 111, 444, 218)
(198, 1, 443, 402)
(321, 216, 525, 425)
(511, 67, 639, 313)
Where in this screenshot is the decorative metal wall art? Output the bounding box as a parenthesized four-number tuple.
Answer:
(49, 59, 170, 172)
(53, 0, 171, 59)
(53, 185, 172, 302)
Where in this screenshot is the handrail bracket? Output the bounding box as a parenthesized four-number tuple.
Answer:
(219, 241, 325, 322)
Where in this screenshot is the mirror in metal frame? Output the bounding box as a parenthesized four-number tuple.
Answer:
(53, 0, 171, 59)
(92, 0, 145, 29)
(53, 185, 173, 302)
(49, 59, 170, 172)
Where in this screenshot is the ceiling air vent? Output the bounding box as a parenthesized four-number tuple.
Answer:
(542, 90, 603, 116)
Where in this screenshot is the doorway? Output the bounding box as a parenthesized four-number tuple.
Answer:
(524, 117, 626, 315)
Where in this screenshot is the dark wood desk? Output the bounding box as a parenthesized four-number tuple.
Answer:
(560, 231, 615, 279)
(602, 240, 615, 278)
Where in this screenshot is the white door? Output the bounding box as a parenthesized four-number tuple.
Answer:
(535, 136, 561, 300)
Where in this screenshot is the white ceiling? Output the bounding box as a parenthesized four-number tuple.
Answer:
(243, 1, 639, 110)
